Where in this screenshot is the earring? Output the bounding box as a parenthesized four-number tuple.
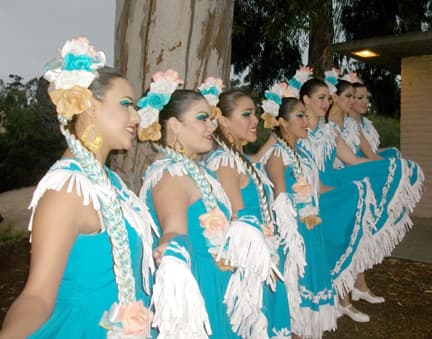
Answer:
(173, 138, 185, 155)
(227, 131, 235, 145)
(81, 124, 103, 154)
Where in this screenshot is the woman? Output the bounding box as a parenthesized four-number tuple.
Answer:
(327, 78, 382, 165)
(205, 89, 291, 338)
(298, 76, 424, 320)
(351, 82, 400, 158)
(0, 37, 154, 338)
(138, 73, 238, 338)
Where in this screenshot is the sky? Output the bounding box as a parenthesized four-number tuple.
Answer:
(0, 0, 115, 82)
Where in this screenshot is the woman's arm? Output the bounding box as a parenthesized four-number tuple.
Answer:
(0, 187, 90, 338)
(215, 165, 244, 219)
(335, 135, 369, 166)
(359, 128, 382, 160)
(151, 173, 192, 265)
(265, 153, 287, 196)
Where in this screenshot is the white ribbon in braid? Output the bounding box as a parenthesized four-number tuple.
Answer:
(58, 116, 136, 304)
(213, 136, 274, 231)
(154, 144, 218, 211)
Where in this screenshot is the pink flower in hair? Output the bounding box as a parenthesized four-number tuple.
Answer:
(152, 69, 184, 85)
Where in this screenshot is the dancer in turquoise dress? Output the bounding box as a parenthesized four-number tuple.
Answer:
(298, 76, 424, 321)
(0, 37, 155, 338)
(260, 79, 395, 334)
(205, 89, 291, 338)
(351, 82, 400, 159)
(137, 73, 238, 338)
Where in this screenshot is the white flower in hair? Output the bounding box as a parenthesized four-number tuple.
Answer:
(44, 36, 106, 90)
(198, 77, 224, 106)
(324, 67, 340, 95)
(137, 70, 184, 130)
(287, 66, 313, 98)
(261, 82, 289, 128)
(342, 71, 362, 84)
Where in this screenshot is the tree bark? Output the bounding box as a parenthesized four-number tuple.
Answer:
(307, 0, 334, 77)
(112, 0, 234, 192)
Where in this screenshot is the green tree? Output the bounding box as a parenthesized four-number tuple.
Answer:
(0, 76, 64, 192)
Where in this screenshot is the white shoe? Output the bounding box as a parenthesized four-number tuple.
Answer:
(337, 303, 370, 323)
(352, 287, 385, 304)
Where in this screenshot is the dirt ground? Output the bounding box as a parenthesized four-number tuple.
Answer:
(0, 237, 431, 338)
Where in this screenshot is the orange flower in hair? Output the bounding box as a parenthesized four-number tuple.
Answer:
(49, 85, 92, 120)
(138, 122, 162, 141)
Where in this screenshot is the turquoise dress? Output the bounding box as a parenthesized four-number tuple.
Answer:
(263, 141, 381, 338)
(359, 116, 400, 159)
(206, 149, 291, 339)
(298, 120, 424, 295)
(28, 159, 154, 339)
(140, 157, 238, 339)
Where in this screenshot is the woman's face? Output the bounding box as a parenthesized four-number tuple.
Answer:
(224, 96, 258, 145)
(97, 77, 140, 152)
(353, 86, 369, 115)
(175, 98, 216, 157)
(303, 85, 331, 118)
(284, 102, 309, 140)
(333, 85, 354, 114)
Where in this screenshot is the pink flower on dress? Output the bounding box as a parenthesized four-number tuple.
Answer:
(117, 300, 153, 336)
(292, 176, 313, 197)
(199, 208, 228, 236)
(152, 69, 184, 85)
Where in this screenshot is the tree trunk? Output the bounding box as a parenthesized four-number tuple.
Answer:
(307, 0, 334, 77)
(112, 0, 234, 192)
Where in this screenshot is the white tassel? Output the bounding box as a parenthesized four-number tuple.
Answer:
(151, 256, 211, 339)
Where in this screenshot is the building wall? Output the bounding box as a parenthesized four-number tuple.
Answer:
(401, 55, 432, 218)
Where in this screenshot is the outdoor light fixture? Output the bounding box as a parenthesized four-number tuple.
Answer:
(352, 49, 380, 58)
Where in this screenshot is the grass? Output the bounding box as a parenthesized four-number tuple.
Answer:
(0, 223, 27, 242)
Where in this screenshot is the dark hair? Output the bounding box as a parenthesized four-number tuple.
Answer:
(299, 78, 327, 104)
(158, 89, 205, 144)
(215, 89, 252, 143)
(274, 97, 301, 137)
(217, 89, 251, 118)
(89, 66, 124, 101)
(334, 79, 353, 95)
(352, 82, 366, 89)
(325, 79, 354, 121)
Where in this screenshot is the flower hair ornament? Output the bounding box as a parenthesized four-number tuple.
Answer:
(342, 71, 363, 84)
(261, 82, 289, 129)
(136, 70, 184, 141)
(44, 37, 106, 121)
(287, 66, 313, 99)
(197, 76, 224, 123)
(43, 37, 153, 338)
(324, 67, 340, 95)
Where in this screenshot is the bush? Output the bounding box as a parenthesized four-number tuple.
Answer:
(366, 113, 400, 149)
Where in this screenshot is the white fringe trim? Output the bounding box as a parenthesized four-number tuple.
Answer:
(291, 302, 338, 339)
(332, 158, 424, 297)
(151, 256, 211, 339)
(28, 159, 156, 295)
(272, 193, 306, 334)
(219, 220, 276, 338)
